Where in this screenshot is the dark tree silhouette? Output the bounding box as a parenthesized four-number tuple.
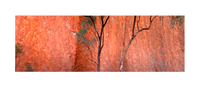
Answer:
(77, 16, 110, 72)
(119, 16, 157, 72)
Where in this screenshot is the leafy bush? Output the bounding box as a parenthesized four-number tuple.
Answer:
(76, 28, 87, 44)
(76, 16, 97, 54)
(76, 16, 97, 45)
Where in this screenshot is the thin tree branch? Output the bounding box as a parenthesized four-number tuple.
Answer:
(120, 34, 136, 71)
(132, 16, 137, 36)
(100, 16, 104, 39)
(100, 16, 106, 49)
(101, 29, 104, 49)
(88, 57, 98, 65)
(99, 13, 110, 53)
(81, 39, 97, 65)
(91, 28, 98, 40)
(136, 16, 157, 32)
(102, 16, 110, 30)
(87, 16, 98, 39)
(101, 16, 104, 27)
(150, 13, 152, 21)
(99, 16, 109, 39)
(120, 16, 157, 72)
(88, 16, 100, 37)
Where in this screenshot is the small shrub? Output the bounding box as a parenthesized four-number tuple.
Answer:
(76, 16, 97, 45)
(15, 42, 23, 58)
(171, 16, 184, 26)
(76, 16, 97, 54)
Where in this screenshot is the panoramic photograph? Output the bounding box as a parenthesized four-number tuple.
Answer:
(15, 16, 184, 72)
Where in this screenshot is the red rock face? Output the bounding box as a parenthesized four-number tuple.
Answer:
(15, 16, 81, 71)
(15, 16, 184, 72)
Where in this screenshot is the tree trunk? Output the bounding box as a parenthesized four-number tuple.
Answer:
(120, 35, 135, 72)
(97, 39, 101, 72)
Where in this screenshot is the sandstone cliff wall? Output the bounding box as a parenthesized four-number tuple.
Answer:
(15, 16, 81, 71)
(15, 16, 184, 72)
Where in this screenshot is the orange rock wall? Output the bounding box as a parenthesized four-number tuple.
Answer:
(15, 16, 184, 72)
(121, 16, 184, 71)
(15, 16, 81, 71)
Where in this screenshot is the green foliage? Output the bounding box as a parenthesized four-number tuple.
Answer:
(76, 27, 97, 48)
(81, 16, 97, 27)
(171, 16, 184, 26)
(76, 16, 97, 43)
(170, 16, 184, 33)
(171, 16, 176, 25)
(178, 16, 184, 26)
(79, 28, 87, 35)
(76, 16, 97, 54)
(76, 28, 87, 43)
(87, 16, 97, 26)
(25, 61, 34, 72)
(15, 42, 23, 58)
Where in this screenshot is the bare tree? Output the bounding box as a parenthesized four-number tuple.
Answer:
(77, 16, 110, 72)
(119, 16, 157, 72)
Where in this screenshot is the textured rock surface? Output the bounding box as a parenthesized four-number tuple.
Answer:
(15, 16, 184, 72)
(15, 16, 81, 71)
